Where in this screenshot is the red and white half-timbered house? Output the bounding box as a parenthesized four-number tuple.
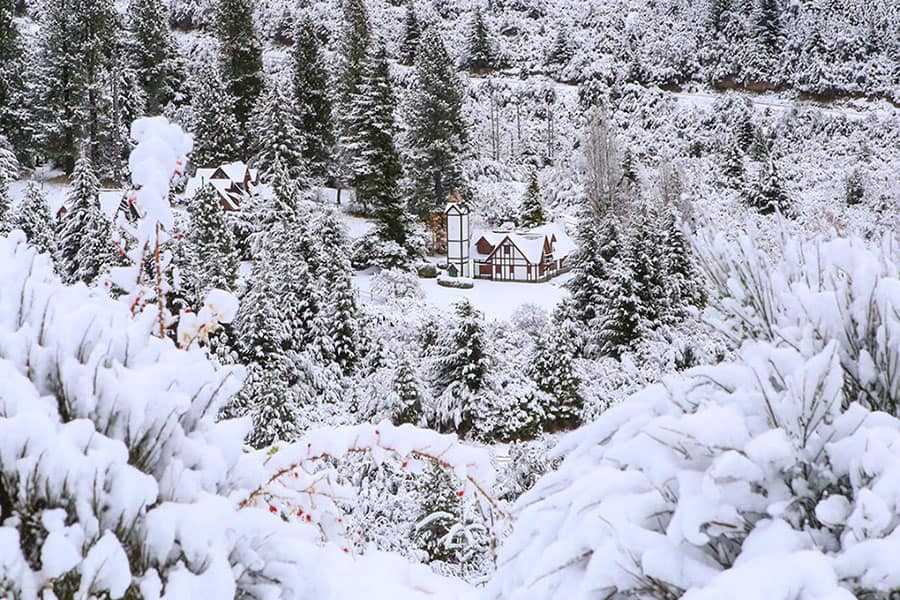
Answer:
(471, 224, 575, 282)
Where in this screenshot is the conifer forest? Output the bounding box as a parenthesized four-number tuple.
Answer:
(0, 0, 899, 597)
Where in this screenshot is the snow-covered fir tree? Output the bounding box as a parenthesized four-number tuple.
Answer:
(527, 326, 582, 432)
(0, 0, 27, 158)
(215, 0, 263, 149)
(413, 464, 463, 564)
(125, 0, 181, 114)
(11, 181, 56, 258)
(461, 8, 495, 73)
(189, 61, 240, 168)
(32, 0, 117, 171)
(518, 169, 544, 227)
(404, 27, 468, 218)
(291, 15, 333, 178)
(183, 184, 238, 303)
(251, 73, 304, 180)
(429, 299, 491, 437)
(746, 156, 790, 215)
(315, 210, 361, 374)
(57, 152, 114, 285)
(398, 0, 421, 66)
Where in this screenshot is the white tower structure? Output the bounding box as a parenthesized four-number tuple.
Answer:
(445, 198, 471, 278)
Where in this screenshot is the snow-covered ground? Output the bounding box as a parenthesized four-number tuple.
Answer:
(353, 269, 571, 321)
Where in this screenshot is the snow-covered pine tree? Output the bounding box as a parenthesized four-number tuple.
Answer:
(243, 364, 299, 448)
(461, 8, 495, 73)
(429, 299, 491, 437)
(545, 27, 574, 70)
(125, 0, 181, 114)
(0, 0, 28, 158)
(404, 27, 468, 218)
(251, 73, 304, 181)
(335, 0, 371, 181)
(399, 0, 421, 66)
(215, 0, 263, 149)
(527, 327, 582, 432)
(314, 210, 360, 374)
(291, 16, 333, 178)
(746, 157, 790, 215)
(413, 464, 463, 564)
(231, 248, 288, 366)
(568, 211, 621, 352)
(659, 208, 705, 311)
(57, 152, 114, 285)
(518, 169, 545, 228)
(183, 184, 238, 304)
(752, 0, 782, 55)
(189, 61, 240, 168)
(11, 181, 56, 258)
(350, 45, 416, 264)
(32, 0, 117, 171)
(720, 133, 745, 186)
(844, 167, 864, 206)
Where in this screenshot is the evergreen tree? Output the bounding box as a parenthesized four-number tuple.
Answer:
(350, 46, 415, 260)
(545, 27, 573, 69)
(58, 152, 114, 284)
(746, 158, 789, 215)
(184, 184, 238, 303)
(399, 0, 421, 66)
(315, 210, 360, 374)
(244, 365, 298, 448)
(461, 8, 495, 73)
(215, 0, 263, 149)
(413, 465, 462, 563)
(518, 170, 545, 228)
(845, 168, 864, 206)
(752, 0, 782, 54)
(335, 0, 371, 177)
(391, 355, 424, 425)
(232, 248, 288, 366)
(528, 327, 582, 432)
(251, 74, 304, 180)
(404, 28, 468, 218)
(125, 0, 181, 114)
(596, 257, 642, 359)
(568, 212, 620, 337)
(11, 181, 56, 258)
(33, 0, 117, 171)
(659, 209, 704, 311)
(0, 0, 28, 157)
(189, 61, 240, 168)
(291, 16, 333, 177)
(430, 299, 490, 437)
(720, 134, 745, 185)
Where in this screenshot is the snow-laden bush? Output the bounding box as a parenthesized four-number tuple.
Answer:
(487, 232, 900, 599)
(0, 233, 485, 599)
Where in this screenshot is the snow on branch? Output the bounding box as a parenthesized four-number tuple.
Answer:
(106, 117, 237, 346)
(239, 421, 500, 550)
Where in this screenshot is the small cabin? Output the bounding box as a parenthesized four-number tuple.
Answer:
(184, 162, 260, 211)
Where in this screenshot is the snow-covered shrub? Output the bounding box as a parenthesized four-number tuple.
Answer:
(486, 231, 900, 599)
(0, 233, 489, 599)
(370, 268, 425, 304)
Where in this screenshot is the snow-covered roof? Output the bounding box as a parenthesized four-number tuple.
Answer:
(471, 221, 575, 264)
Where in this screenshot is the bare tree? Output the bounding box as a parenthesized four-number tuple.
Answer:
(580, 107, 631, 219)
